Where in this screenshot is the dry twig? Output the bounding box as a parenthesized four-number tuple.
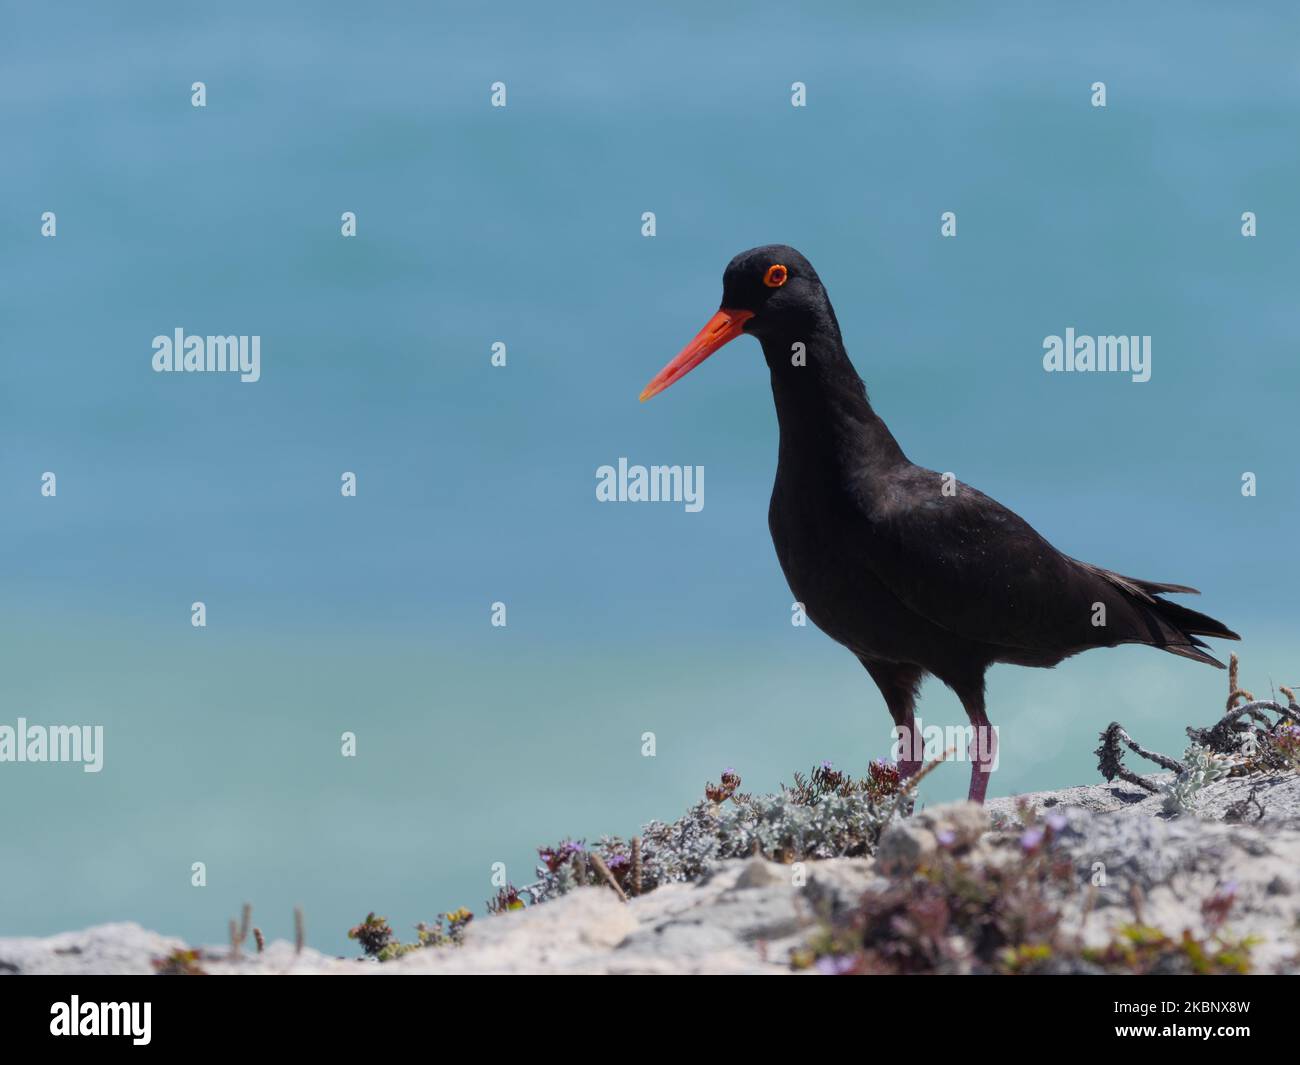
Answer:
(588, 852, 628, 903)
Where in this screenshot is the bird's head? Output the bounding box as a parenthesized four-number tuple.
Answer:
(639, 244, 825, 401)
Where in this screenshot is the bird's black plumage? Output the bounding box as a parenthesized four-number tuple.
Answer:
(642, 244, 1239, 801)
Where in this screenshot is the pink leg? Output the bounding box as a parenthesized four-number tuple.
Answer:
(861, 659, 924, 779)
(896, 708, 923, 780)
(950, 675, 996, 804)
(965, 717, 997, 804)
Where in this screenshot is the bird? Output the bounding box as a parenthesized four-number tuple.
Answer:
(639, 244, 1238, 803)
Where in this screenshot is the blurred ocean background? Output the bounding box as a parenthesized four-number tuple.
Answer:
(2, 1, 1298, 954)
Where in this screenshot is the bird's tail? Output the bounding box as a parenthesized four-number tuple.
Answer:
(1082, 564, 1240, 668)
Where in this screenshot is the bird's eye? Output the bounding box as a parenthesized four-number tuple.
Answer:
(763, 264, 789, 288)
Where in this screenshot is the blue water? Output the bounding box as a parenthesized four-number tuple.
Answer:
(3, 1, 1298, 954)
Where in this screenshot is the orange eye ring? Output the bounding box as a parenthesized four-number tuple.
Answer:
(763, 264, 789, 288)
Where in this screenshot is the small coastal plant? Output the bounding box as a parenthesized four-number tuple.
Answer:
(347, 908, 473, 962)
(796, 809, 1257, 975)
(522, 761, 910, 907)
(1160, 746, 1231, 815)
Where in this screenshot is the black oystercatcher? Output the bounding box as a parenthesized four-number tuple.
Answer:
(639, 245, 1238, 803)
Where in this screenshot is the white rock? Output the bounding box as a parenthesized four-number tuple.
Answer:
(6, 775, 1300, 974)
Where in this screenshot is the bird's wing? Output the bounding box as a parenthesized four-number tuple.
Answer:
(856, 468, 1160, 653)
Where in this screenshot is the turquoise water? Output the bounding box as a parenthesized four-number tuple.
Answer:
(3, 2, 1299, 954)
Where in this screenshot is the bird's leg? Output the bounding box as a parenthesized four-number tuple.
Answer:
(861, 659, 925, 779)
(894, 707, 923, 781)
(966, 727, 997, 803)
(956, 683, 997, 804)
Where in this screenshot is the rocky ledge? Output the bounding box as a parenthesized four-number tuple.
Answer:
(5, 770, 1298, 976)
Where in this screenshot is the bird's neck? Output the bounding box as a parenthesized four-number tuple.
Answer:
(759, 314, 906, 475)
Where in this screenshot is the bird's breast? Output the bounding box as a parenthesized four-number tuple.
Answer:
(767, 468, 915, 660)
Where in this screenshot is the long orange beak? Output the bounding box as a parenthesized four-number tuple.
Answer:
(639, 308, 755, 402)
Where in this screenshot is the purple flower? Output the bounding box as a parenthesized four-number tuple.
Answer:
(815, 954, 856, 975)
(1020, 827, 1045, 851)
(1046, 813, 1067, 833)
(936, 829, 956, 847)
